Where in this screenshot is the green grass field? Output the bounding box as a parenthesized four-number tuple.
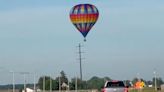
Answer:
(129, 87, 164, 92)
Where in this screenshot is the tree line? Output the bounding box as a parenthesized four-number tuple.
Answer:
(37, 71, 164, 90)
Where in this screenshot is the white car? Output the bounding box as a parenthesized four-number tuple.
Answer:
(101, 80, 128, 92)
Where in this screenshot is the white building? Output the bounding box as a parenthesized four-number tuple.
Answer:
(22, 88, 34, 92)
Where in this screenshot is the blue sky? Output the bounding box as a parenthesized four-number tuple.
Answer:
(0, 0, 164, 84)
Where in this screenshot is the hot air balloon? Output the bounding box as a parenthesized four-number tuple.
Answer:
(70, 4, 99, 41)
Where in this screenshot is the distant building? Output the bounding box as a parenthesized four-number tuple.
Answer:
(22, 88, 41, 92)
(22, 88, 34, 92)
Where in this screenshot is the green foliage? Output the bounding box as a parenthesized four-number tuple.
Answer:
(37, 72, 113, 91)
(87, 76, 108, 90)
(104, 76, 112, 81)
(38, 70, 69, 90)
(70, 77, 84, 90)
(59, 70, 68, 84)
(37, 70, 164, 91)
(38, 76, 58, 90)
(153, 77, 164, 87)
(129, 87, 157, 92)
(132, 77, 138, 85)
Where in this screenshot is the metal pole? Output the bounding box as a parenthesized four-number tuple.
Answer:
(19, 72, 29, 92)
(75, 77, 77, 92)
(43, 76, 45, 92)
(23, 74, 26, 92)
(33, 73, 36, 92)
(50, 75, 52, 92)
(154, 71, 157, 91)
(9, 71, 15, 92)
(59, 75, 61, 92)
(137, 73, 140, 80)
(12, 71, 15, 92)
(78, 43, 82, 81)
(67, 79, 69, 91)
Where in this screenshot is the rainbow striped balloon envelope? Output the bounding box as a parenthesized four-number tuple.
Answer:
(70, 4, 99, 41)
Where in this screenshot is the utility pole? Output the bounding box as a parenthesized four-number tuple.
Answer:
(19, 72, 29, 92)
(1, 68, 15, 92)
(75, 77, 77, 92)
(154, 71, 157, 91)
(43, 76, 45, 92)
(10, 71, 15, 92)
(13, 72, 15, 92)
(33, 73, 36, 92)
(59, 75, 61, 92)
(50, 75, 52, 92)
(77, 43, 83, 81)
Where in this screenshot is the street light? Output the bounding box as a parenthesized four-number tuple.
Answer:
(19, 72, 30, 92)
(59, 75, 61, 92)
(75, 77, 77, 92)
(137, 73, 140, 80)
(50, 74, 52, 92)
(0, 67, 15, 92)
(9, 70, 15, 92)
(33, 73, 36, 92)
(43, 76, 45, 92)
(154, 71, 157, 91)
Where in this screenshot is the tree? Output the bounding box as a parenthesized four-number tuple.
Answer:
(87, 76, 106, 90)
(60, 71, 68, 84)
(37, 71, 69, 91)
(153, 77, 164, 87)
(55, 71, 68, 90)
(132, 77, 138, 85)
(104, 76, 112, 81)
(38, 76, 44, 90)
(69, 77, 88, 90)
(38, 76, 58, 90)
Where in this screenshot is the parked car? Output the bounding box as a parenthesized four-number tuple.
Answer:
(101, 80, 128, 92)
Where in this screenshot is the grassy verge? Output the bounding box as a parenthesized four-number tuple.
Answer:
(128, 87, 164, 92)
